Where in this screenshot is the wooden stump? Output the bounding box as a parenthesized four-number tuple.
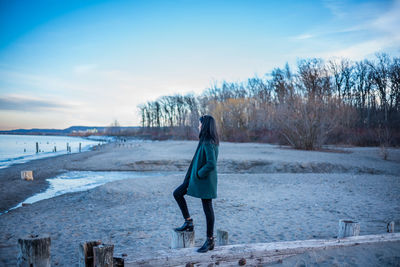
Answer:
(93, 244, 114, 267)
(217, 229, 229, 246)
(387, 221, 395, 233)
(17, 234, 51, 267)
(21, 171, 33, 181)
(171, 229, 195, 249)
(79, 240, 102, 267)
(338, 219, 360, 238)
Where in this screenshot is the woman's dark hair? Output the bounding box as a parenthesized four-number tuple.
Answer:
(199, 115, 219, 145)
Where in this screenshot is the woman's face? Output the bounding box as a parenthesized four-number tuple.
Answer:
(198, 121, 202, 132)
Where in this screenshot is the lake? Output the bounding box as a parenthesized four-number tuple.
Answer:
(0, 134, 114, 169)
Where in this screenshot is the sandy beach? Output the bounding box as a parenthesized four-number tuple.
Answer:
(0, 140, 399, 266)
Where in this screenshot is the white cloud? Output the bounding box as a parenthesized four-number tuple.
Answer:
(291, 0, 400, 61)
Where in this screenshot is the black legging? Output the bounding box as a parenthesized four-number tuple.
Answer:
(173, 177, 215, 238)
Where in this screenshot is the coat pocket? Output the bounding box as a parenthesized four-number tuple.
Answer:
(196, 162, 208, 180)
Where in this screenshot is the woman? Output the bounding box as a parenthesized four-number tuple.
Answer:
(173, 114, 219, 253)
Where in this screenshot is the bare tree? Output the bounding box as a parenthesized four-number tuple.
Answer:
(136, 54, 399, 146)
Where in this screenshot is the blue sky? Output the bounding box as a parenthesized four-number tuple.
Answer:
(0, 0, 399, 130)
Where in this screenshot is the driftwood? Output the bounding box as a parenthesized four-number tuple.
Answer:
(171, 229, 195, 249)
(126, 233, 400, 267)
(17, 234, 51, 267)
(338, 219, 360, 238)
(217, 229, 229, 246)
(21, 171, 33, 181)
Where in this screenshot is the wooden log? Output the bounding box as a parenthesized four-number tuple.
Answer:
(126, 232, 400, 267)
(21, 171, 33, 181)
(338, 219, 360, 238)
(79, 240, 102, 267)
(387, 221, 395, 233)
(93, 244, 114, 267)
(171, 229, 195, 249)
(17, 234, 51, 267)
(217, 229, 229, 246)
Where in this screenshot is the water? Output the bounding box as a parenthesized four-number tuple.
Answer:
(0, 134, 113, 169)
(3, 170, 176, 215)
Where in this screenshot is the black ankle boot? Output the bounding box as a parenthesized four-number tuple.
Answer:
(197, 236, 215, 253)
(174, 218, 194, 232)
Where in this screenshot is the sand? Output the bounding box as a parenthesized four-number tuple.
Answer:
(0, 140, 399, 266)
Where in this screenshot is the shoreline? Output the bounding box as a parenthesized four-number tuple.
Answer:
(0, 143, 109, 213)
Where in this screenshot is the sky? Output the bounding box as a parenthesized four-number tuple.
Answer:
(0, 0, 399, 130)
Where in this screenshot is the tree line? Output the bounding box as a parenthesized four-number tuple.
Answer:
(137, 53, 400, 149)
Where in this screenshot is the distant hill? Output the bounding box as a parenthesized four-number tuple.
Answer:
(0, 126, 141, 136)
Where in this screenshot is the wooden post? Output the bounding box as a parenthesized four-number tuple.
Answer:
(36, 142, 39, 153)
(171, 229, 195, 249)
(387, 221, 395, 233)
(338, 219, 360, 238)
(54, 146, 57, 152)
(217, 229, 229, 246)
(21, 171, 33, 181)
(79, 240, 102, 267)
(17, 234, 51, 267)
(93, 244, 114, 267)
(79, 142, 82, 152)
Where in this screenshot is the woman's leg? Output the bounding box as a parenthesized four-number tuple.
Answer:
(173, 179, 190, 220)
(201, 198, 215, 238)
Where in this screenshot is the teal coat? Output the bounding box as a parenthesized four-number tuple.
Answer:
(186, 140, 219, 199)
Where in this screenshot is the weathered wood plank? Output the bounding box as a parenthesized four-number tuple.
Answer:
(126, 233, 400, 267)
